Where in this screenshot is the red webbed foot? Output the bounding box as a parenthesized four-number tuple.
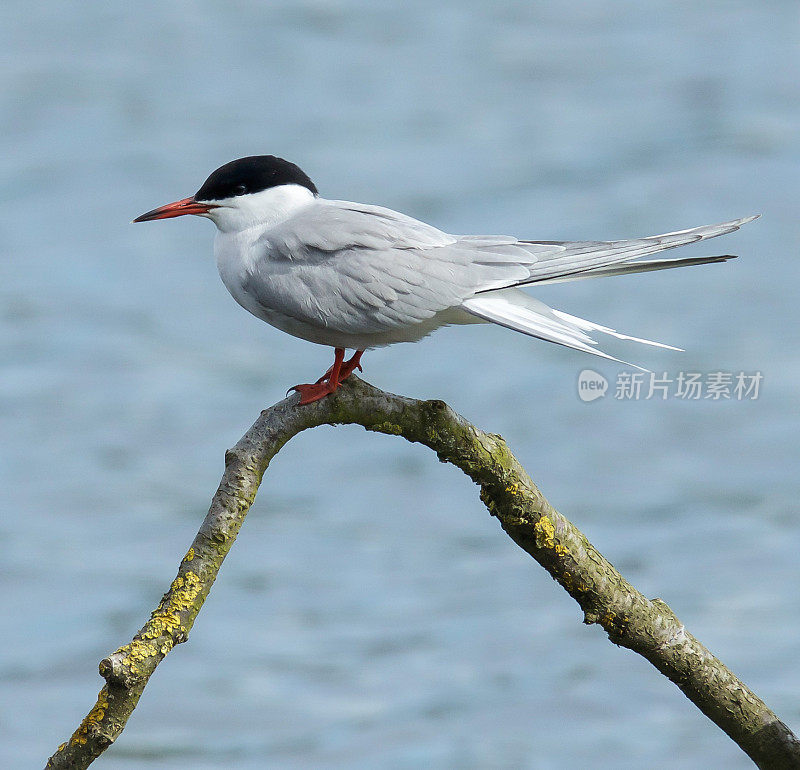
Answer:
(289, 380, 340, 405)
(290, 349, 365, 405)
(339, 350, 364, 380)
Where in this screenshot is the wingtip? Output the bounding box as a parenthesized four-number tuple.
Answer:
(707, 214, 760, 231)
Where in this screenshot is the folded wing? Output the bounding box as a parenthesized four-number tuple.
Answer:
(253, 201, 756, 356)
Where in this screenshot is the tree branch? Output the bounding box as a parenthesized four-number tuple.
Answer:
(46, 376, 799, 769)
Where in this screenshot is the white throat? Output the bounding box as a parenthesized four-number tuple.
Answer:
(204, 183, 316, 233)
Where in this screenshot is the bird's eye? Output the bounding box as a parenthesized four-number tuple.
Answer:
(234, 183, 247, 195)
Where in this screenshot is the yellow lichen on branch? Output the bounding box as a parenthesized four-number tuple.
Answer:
(144, 571, 202, 639)
(70, 688, 109, 746)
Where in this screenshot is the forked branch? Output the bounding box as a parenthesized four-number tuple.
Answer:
(46, 377, 799, 769)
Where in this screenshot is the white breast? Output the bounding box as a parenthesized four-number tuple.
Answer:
(212, 183, 317, 321)
(215, 228, 265, 320)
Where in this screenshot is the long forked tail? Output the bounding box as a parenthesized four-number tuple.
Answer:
(461, 215, 759, 367)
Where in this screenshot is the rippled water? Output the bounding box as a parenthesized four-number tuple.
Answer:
(2, 2, 799, 767)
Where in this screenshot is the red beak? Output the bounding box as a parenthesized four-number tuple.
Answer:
(133, 197, 218, 223)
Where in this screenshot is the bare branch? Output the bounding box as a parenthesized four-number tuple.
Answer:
(46, 376, 800, 769)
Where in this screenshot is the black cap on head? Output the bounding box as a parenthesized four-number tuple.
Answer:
(195, 156, 318, 201)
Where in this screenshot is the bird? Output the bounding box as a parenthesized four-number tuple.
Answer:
(134, 155, 757, 404)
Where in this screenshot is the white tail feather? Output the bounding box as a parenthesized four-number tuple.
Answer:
(461, 289, 672, 370)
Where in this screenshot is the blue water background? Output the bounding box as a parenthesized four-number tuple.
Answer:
(2, 2, 799, 767)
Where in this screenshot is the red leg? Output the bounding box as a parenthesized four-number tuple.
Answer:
(314, 350, 364, 384)
(290, 348, 346, 405)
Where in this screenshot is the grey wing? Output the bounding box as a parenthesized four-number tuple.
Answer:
(247, 201, 756, 336)
(246, 200, 545, 335)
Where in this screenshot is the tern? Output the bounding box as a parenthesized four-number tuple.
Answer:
(134, 155, 756, 404)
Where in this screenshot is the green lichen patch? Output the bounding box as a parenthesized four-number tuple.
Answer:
(372, 421, 404, 435)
